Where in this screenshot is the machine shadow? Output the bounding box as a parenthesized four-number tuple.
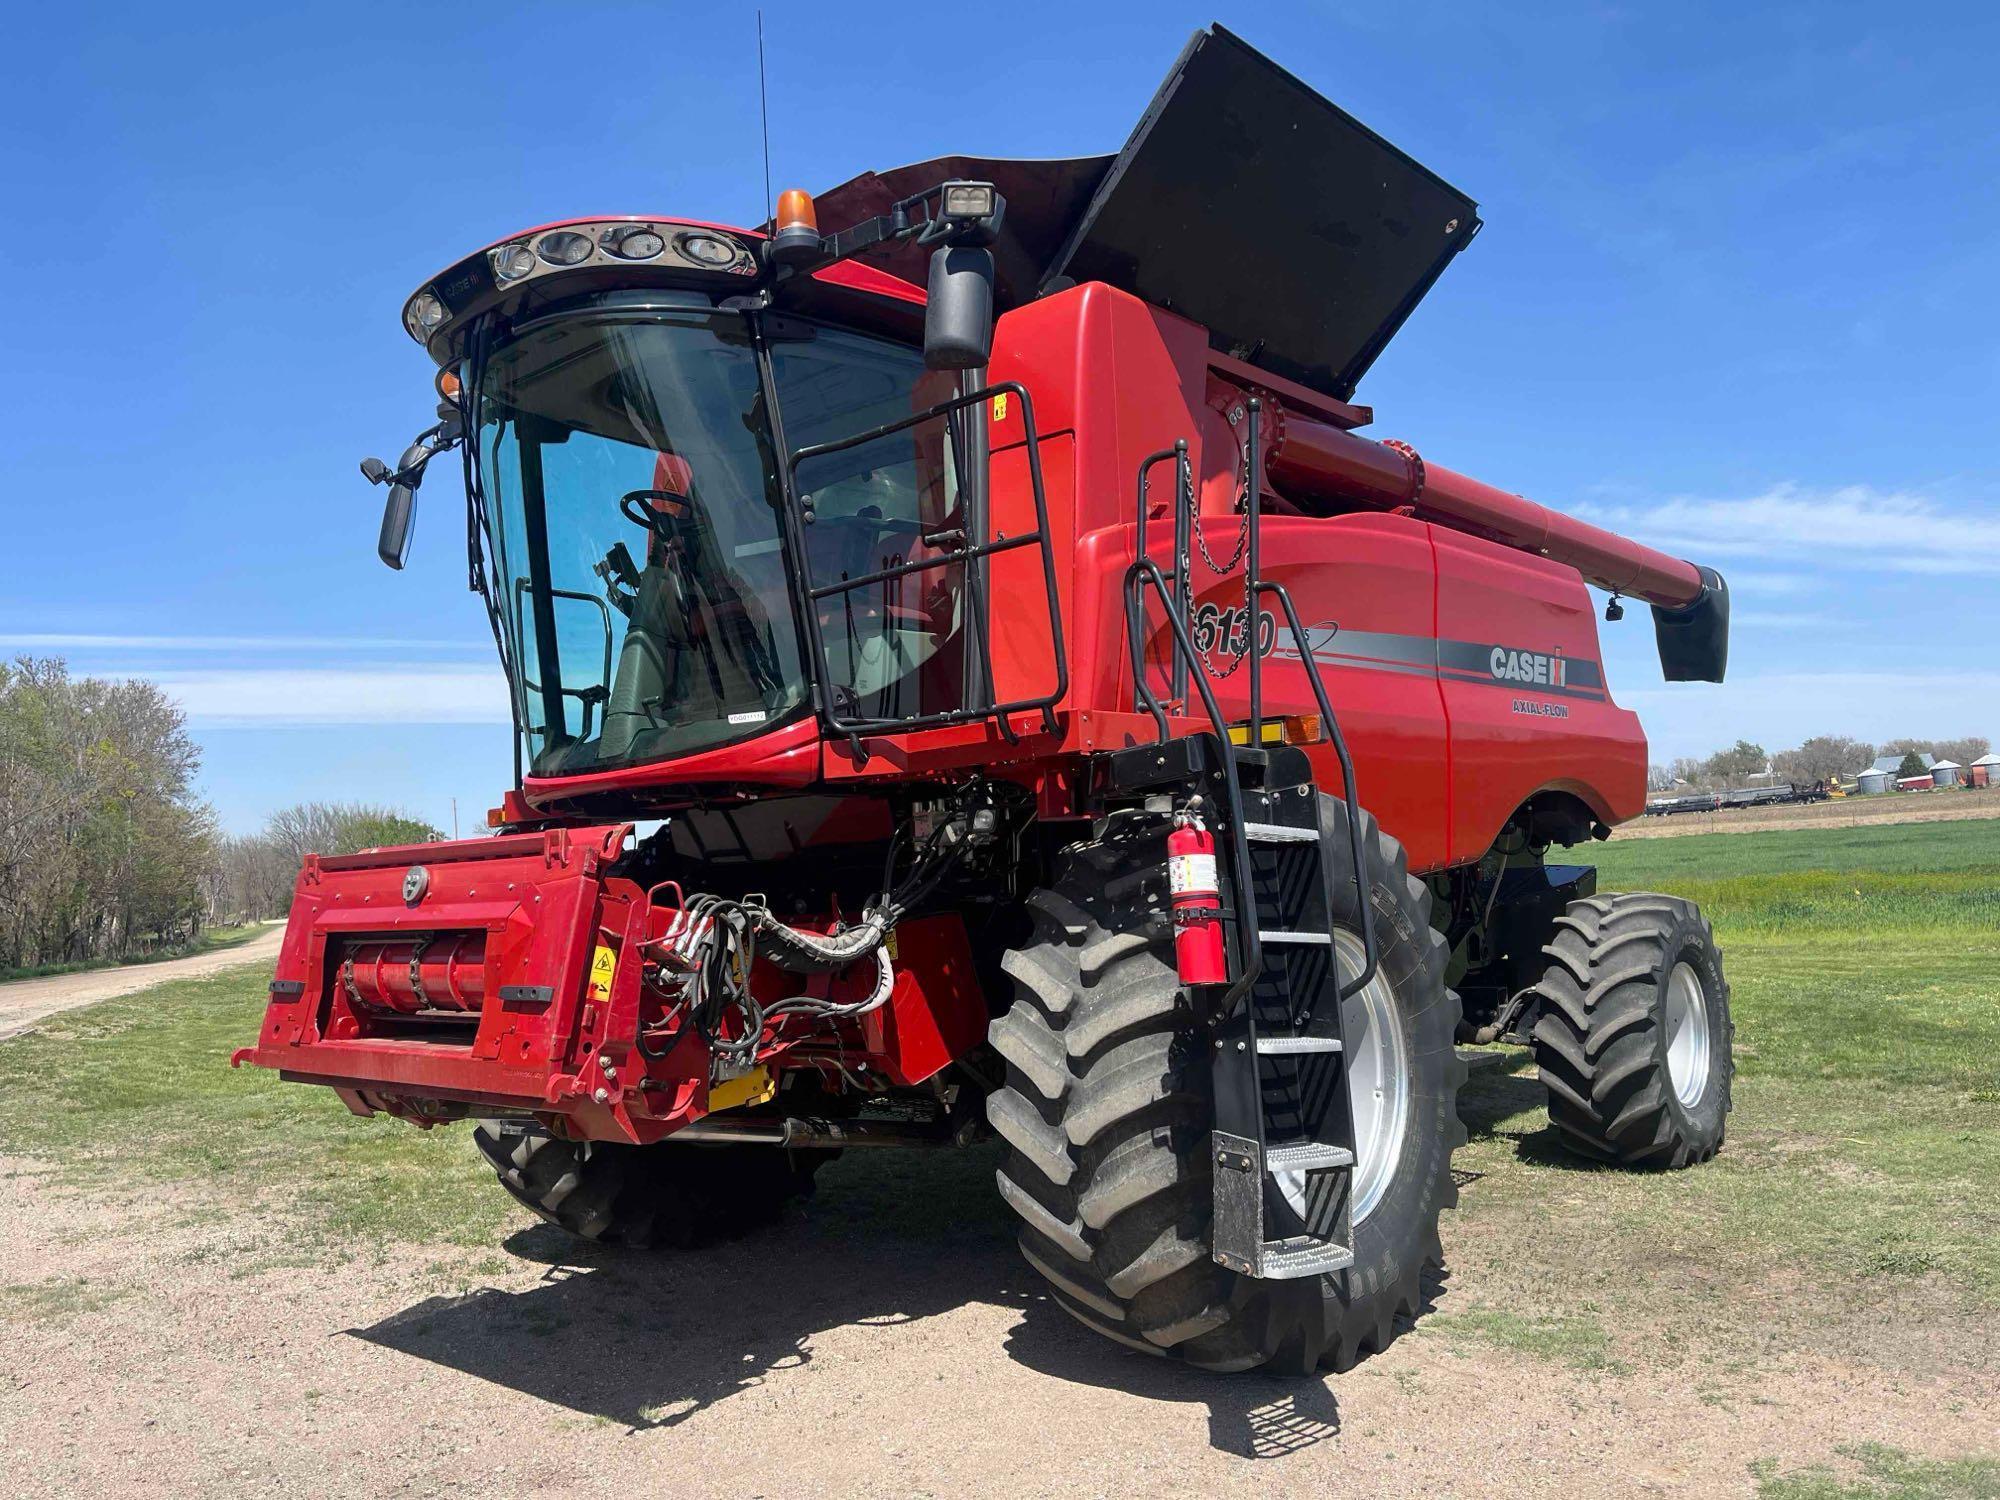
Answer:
(1455, 1045, 1603, 1170)
(349, 1141, 1385, 1454)
(350, 1144, 1032, 1432)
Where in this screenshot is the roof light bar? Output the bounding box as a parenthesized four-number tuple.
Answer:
(401, 220, 760, 346)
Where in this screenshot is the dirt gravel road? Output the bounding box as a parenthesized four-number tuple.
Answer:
(0, 927, 282, 1042)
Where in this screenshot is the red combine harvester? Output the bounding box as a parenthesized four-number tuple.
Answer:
(238, 27, 1735, 1372)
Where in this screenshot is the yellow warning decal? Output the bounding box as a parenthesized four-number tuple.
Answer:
(587, 944, 617, 1004)
(991, 392, 1008, 422)
(885, 928, 900, 960)
(708, 1065, 776, 1114)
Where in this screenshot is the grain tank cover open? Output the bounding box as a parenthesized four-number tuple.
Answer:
(1046, 24, 1481, 399)
(813, 25, 1480, 400)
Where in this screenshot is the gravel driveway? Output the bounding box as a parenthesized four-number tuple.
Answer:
(0, 927, 283, 1043)
(1, 1144, 1993, 1498)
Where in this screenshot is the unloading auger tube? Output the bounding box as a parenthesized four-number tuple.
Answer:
(1262, 408, 1703, 606)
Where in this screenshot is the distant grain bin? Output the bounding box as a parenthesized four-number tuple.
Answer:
(1931, 759, 1963, 788)
(1972, 753, 2000, 789)
(1856, 766, 1892, 795)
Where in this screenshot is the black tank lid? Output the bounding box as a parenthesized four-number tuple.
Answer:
(814, 25, 1480, 400)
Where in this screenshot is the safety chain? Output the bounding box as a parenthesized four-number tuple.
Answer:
(1192, 404, 1259, 680)
(1194, 404, 1254, 576)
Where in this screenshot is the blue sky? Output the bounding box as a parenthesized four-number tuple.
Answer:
(3, 2, 1996, 833)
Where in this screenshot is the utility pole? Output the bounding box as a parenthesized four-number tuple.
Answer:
(451, 797, 459, 841)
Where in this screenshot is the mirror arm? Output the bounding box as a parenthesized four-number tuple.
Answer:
(362, 419, 463, 572)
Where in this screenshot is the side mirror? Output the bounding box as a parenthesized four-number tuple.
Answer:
(924, 245, 994, 370)
(377, 484, 416, 570)
(373, 440, 429, 570)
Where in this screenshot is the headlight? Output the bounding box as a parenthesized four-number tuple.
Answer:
(535, 231, 593, 267)
(600, 224, 666, 260)
(403, 292, 446, 339)
(678, 233, 737, 268)
(490, 242, 536, 282)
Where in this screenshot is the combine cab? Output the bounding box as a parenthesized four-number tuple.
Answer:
(238, 25, 1735, 1372)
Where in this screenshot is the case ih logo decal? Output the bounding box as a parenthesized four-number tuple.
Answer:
(1264, 626, 1608, 701)
(1489, 647, 1568, 688)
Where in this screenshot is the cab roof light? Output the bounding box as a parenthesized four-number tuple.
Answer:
(769, 188, 822, 267)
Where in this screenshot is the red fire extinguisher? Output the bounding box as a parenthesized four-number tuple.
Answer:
(1168, 812, 1228, 985)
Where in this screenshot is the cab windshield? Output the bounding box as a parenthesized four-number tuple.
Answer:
(473, 295, 962, 778)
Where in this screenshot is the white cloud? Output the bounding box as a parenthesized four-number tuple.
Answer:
(1579, 482, 2000, 576)
(147, 666, 512, 726)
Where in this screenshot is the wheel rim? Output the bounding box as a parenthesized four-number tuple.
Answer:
(1339, 929, 1411, 1224)
(1274, 928, 1411, 1228)
(1664, 960, 1711, 1107)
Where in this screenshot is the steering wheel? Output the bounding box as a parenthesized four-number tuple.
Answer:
(620, 489, 691, 543)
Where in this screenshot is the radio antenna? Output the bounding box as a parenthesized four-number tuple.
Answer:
(757, 10, 774, 228)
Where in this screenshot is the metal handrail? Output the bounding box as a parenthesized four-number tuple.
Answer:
(1246, 399, 1378, 1001)
(787, 380, 1067, 743)
(1123, 399, 1379, 1003)
(1122, 558, 1264, 1018)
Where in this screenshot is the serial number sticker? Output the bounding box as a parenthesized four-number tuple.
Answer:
(991, 392, 1009, 421)
(727, 710, 768, 726)
(587, 945, 617, 1004)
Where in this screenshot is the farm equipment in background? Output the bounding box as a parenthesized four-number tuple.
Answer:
(1644, 781, 1831, 816)
(235, 25, 1737, 1373)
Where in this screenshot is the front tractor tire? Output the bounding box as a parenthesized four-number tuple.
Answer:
(986, 801, 1463, 1374)
(1527, 892, 1734, 1168)
(471, 1121, 822, 1248)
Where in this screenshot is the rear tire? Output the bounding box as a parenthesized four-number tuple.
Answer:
(987, 799, 1463, 1373)
(1527, 892, 1733, 1167)
(471, 1120, 823, 1248)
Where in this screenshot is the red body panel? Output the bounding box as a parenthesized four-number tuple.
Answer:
(506, 279, 1647, 869)
(1431, 532, 1646, 854)
(820, 282, 1643, 871)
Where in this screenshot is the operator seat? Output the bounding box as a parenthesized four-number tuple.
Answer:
(599, 453, 777, 762)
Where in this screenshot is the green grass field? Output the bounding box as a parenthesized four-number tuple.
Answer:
(1446, 816, 2000, 1384)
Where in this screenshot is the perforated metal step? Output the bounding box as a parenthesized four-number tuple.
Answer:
(1256, 1035, 1342, 1056)
(1257, 1236, 1357, 1280)
(1264, 1141, 1354, 1174)
(1243, 821, 1319, 843)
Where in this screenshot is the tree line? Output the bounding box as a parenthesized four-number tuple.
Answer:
(1, 659, 438, 974)
(1649, 734, 1992, 793)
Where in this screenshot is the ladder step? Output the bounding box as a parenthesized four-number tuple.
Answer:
(1264, 1142, 1354, 1174)
(1255, 1035, 1342, 1056)
(1257, 1237, 1356, 1280)
(1258, 929, 1332, 946)
(1242, 821, 1319, 844)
